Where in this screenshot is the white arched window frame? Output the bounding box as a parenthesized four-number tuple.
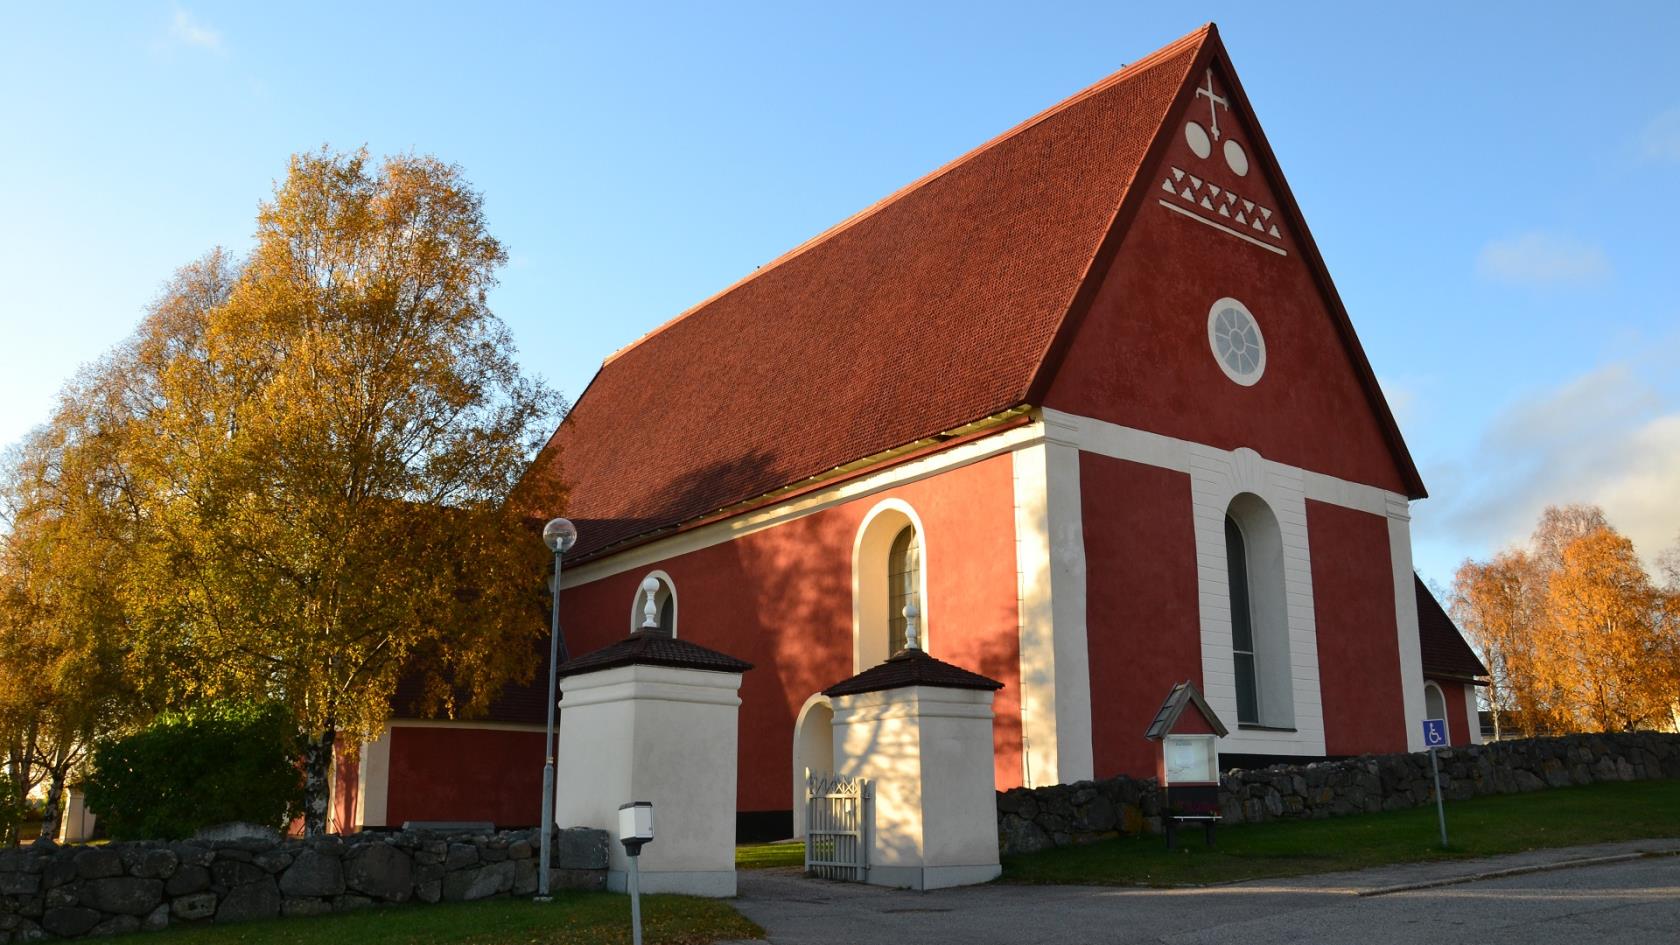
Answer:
(851, 498, 930, 672)
(1224, 492, 1294, 729)
(629, 570, 678, 637)
(1423, 680, 1448, 724)
(1190, 446, 1324, 757)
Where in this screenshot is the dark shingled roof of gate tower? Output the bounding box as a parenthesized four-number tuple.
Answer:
(529, 23, 1425, 564)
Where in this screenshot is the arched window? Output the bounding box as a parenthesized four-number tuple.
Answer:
(1224, 515, 1259, 725)
(886, 526, 921, 654)
(852, 500, 929, 670)
(1424, 682, 1447, 723)
(631, 572, 677, 637)
(1223, 494, 1292, 728)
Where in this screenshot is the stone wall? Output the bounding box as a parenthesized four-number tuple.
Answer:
(998, 732, 1680, 856)
(0, 827, 609, 942)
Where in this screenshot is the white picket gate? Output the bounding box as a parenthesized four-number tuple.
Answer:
(804, 769, 872, 881)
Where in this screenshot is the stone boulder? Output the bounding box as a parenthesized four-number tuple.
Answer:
(41, 906, 102, 938)
(442, 861, 515, 901)
(215, 877, 281, 923)
(79, 877, 163, 916)
(344, 842, 414, 901)
(278, 849, 345, 898)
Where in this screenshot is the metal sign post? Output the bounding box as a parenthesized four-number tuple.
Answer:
(619, 802, 654, 945)
(1421, 718, 1449, 848)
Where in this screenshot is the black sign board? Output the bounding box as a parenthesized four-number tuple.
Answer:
(1164, 783, 1219, 817)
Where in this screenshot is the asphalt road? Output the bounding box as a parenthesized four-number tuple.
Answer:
(727, 841, 1680, 944)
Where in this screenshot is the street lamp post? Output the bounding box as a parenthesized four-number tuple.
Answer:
(536, 517, 578, 901)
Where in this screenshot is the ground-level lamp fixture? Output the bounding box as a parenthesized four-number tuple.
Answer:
(619, 801, 655, 945)
(536, 517, 578, 902)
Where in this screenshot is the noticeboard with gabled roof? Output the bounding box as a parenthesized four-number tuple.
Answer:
(1144, 680, 1229, 741)
(1145, 681, 1227, 797)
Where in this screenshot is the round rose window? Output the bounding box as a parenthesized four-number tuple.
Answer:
(1207, 298, 1266, 386)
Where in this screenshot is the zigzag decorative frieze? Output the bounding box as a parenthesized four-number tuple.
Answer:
(1161, 166, 1283, 242)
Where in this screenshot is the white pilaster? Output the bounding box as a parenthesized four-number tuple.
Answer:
(1465, 683, 1485, 745)
(1010, 416, 1092, 788)
(353, 727, 392, 829)
(1387, 495, 1427, 752)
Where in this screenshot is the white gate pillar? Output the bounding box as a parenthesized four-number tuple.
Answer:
(824, 612, 1002, 890)
(554, 627, 752, 897)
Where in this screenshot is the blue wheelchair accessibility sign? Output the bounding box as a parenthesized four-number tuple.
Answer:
(1421, 718, 1448, 748)
(1421, 718, 1451, 847)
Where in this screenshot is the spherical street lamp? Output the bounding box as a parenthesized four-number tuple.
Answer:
(542, 517, 578, 555)
(537, 517, 576, 900)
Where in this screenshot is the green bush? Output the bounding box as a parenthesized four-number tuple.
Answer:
(85, 701, 304, 840)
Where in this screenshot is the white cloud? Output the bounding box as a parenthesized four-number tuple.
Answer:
(169, 7, 224, 54)
(1419, 359, 1680, 576)
(1475, 231, 1609, 286)
(1638, 108, 1680, 163)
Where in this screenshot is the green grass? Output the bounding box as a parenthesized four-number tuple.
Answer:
(1001, 779, 1680, 887)
(736, 841, 805, 870)
(145, 892, 762, 945)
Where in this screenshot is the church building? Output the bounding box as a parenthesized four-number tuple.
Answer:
(329, 23, 1488, 838)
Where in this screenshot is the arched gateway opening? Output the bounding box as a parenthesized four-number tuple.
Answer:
(791, 694, 834, 839)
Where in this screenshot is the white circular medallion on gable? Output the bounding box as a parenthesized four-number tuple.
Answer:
(1223, 139, 1249, 176)
(1184, 121, 1211, 159)
(1207, 297, 1266, 386)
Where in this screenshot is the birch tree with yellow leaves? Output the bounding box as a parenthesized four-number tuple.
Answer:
(115, 149, 563, 834)
(1452, 505, 1679, 737)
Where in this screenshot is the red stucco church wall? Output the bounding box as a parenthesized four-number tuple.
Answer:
(1043, 79, 1409, 497)
(558, 452, 1024, 815)
(384, 726, 546, 829)
(1079, 452, 1204, 779)
(1306, 500, 1407, 756)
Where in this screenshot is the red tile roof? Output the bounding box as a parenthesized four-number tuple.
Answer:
(1416, 576, 1489, 683)
(528, 23, 1423, 562)
(531, 28, 1209, 560)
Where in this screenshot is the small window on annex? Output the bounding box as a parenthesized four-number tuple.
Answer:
(631, 572, 677, 636)
(1423, 682, 1447, 722)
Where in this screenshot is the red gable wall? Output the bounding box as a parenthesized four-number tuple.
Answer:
(1306, 500, 1407, 755)
(1080, 453, 1204, 779)
(1044, 65, 1409, 495)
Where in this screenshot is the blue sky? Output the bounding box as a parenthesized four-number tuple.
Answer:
(3, 2, 1678, 590)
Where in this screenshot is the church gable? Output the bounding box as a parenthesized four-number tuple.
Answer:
(1041, 45, 1424, 497)
(1158, 66, 1292, 258)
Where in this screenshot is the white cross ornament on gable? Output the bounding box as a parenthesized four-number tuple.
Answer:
(1195, 69, 1229, 141)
